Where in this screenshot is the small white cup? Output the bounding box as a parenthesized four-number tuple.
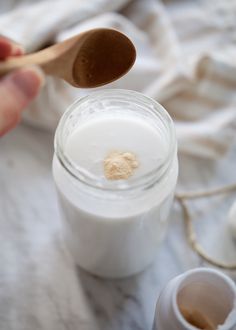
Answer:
(153, 268, 236, 330)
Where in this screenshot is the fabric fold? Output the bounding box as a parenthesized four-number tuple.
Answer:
(1, 0, 236, 159)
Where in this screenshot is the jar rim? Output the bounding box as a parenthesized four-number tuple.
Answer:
(54, 89, 177, 192)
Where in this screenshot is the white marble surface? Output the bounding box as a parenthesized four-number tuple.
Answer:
(0, 123, 236, 330)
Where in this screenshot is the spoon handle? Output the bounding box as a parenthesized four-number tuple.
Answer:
(0, 55, 38, 77)
(0, 48, 57, 77)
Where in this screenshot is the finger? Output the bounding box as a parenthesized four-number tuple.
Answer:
(0, 36, 24, 59)
(0, 66, 44, 136)
(0, 37, 13, 59)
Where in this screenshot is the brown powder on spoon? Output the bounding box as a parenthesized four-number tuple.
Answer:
(74, 30, 136, 88)
(104, 151, 139, 180)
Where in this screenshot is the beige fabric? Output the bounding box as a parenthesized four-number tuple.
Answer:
(0, 0, 236, 158)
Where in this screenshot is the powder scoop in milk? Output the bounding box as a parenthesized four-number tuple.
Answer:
(104, 151, 139, 180)
(65, 114, 167, 181)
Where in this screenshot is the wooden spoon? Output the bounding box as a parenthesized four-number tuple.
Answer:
(0, 28, 136, 88)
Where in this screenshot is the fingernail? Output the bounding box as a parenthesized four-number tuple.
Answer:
(11, 44, 25, 56)
(10, 66, 45, 99)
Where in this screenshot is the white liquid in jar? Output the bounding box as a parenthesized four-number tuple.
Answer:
(65, 114, 168, 181)
(53, 94, 178, 278)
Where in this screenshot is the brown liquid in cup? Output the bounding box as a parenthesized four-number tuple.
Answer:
(180, 306, 216, 330)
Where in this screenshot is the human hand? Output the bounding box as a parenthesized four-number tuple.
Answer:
(0, 37, 44, 136)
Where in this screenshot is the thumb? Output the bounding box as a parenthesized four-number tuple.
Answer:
(0, 66, 44, 136)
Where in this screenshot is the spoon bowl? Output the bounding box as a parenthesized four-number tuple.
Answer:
(73, 29, 136, 87)
(0, 28, 136, 88)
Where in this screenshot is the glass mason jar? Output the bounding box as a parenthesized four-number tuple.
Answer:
(53, 89, 178, 278)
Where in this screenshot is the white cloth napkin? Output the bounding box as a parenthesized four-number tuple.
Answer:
(0, 0, 236, 158)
